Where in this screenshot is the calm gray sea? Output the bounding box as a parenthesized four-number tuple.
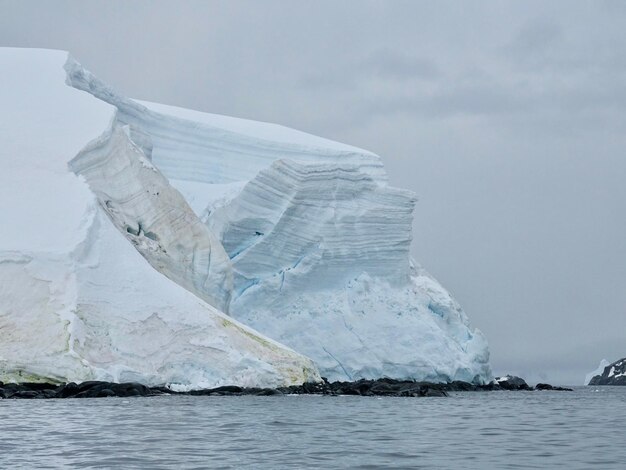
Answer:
(1, 386, 624, 469)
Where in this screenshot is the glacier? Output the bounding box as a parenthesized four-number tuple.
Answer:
(0, 47, 491, 387)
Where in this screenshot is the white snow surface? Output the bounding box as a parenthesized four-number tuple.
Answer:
(0, 49, 112, 254)
(1, 47, 492, 385)
(0, 48, 318, 387)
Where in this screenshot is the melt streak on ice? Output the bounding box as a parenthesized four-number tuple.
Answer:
(0, 47, 491, 387)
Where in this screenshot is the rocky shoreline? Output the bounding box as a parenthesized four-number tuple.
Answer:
(0, 376, 572, 399)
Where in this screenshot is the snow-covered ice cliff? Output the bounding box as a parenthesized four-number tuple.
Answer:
(0, 47, 491, 386)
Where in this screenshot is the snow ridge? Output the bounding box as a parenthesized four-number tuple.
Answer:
(64, 56, 386, 185)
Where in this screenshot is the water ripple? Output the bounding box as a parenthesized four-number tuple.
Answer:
(0, 387, 624, 468)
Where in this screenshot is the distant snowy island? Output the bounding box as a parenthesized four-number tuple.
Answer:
(0, 48, 491, 389)
(587, 358, 626, 386)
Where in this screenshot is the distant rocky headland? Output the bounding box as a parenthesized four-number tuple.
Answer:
(588, 358, 626, 386)
(0, 376, 572, 400)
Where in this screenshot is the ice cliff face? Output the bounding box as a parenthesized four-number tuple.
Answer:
(208, 159, 416, 292)
(0, 47, 491, 386)
(205, 160, 489, 381)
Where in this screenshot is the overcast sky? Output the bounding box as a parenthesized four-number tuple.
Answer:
(2, 0, 624, 384)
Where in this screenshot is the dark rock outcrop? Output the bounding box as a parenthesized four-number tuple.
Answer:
(0, 376, 574, 399)
(280, 378, 449, 397)
(535, 383, 573, 391)
(492, 375, 573, 392)
(0, 381, 153, 399)
(495, 375, 531, 390)
(589, 358, 626, 386)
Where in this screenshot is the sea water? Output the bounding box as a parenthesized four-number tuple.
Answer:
(1, 386, 624, 469)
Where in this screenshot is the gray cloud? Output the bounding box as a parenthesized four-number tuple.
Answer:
(357, 49, 440, 80)
(503, 18, 562, 63)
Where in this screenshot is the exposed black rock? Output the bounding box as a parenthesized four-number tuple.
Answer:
(188, 385, 243, 396)
(56, 382, 80, 398)
(63, 381, 151, 398)
(495, 375, 531, 390)
(588, 358, 626, 386)
(0, 376, 573, 399)
(535, 383, 573, 391)
(11, 390, 40, 399)
(278, 378, 450, 397)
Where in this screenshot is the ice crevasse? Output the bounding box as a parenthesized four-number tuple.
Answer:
(0, 47, 491, 387)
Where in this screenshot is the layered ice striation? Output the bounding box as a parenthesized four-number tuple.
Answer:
(0, 48, 318, 388)
(207, 159, 417, 293)
(1, 47, 491, 386)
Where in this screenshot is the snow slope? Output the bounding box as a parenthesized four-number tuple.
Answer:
(0, 48, 319, 387)
(64, 51, 490, 383)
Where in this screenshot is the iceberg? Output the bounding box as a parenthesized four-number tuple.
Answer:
(0, 47, 491, 386)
